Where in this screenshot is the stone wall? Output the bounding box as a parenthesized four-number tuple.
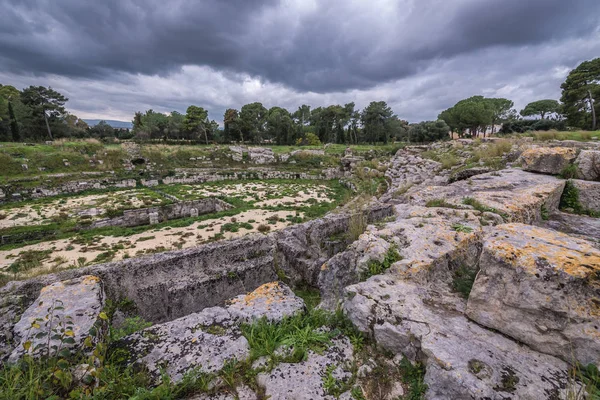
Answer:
(0, 202, 393, 359)
(87, 198, 233, 229)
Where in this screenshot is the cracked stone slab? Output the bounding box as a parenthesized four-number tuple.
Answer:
(119, 282, 304, 382)
(9, 275, 104, 362)
(256, 337, 354, 400)
(520, 146, 576, 175)
(467, 223, 600, 366)
(344, 277, 576, 400)
(406, 169, 565, 223)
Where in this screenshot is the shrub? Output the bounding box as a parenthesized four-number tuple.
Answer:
(257, 224, 271, 233)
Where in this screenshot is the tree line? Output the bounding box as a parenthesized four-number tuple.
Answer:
(0, 57, 598, 144)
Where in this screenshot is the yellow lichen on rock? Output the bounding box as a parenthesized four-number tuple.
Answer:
(485, 223, 600, 280)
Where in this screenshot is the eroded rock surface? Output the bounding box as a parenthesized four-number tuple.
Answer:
(256, 337, 354, 400)
(520, 147, 576, 175)
(466, 223, 600, 366)
(344, 277, 575, 400)
(572, 179, 600, 213)
(576, 149, 600, 181)
(406, 169, 565, 223)
(9, 275, 104, 362)
(119, 282, 304, 382)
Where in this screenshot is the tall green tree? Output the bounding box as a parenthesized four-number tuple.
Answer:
(239, 102, 267, 143)
(224, 108, 241, 143)
(560, 58, 600, 130)
(8, 101, 20, 141)
(266, 107, 294, 145)
(183, 105, 210, 144)
(439, 96, 493, 138)
(361, 101, 395, 144)
(485, 98, 515, 135)
(20, 86, 68, 140)
(520, 99, 561, 120)
(407, 120, 450, 142)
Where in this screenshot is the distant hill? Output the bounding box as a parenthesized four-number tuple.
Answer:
(84, 119, 133, 129)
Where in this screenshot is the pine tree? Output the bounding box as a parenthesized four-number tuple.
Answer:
(8, 102, 20, 142)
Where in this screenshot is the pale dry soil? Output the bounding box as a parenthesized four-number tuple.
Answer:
(174, 182, 335, 207)
(0, 209, 300, 277)
(0, 190, 165, 229)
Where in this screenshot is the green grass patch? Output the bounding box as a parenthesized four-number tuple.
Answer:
(452, 265, 478, 299)
(361, 246, 402, 280)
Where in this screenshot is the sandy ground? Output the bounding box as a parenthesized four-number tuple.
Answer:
(0, 190, 165, 229)
(0, 209, 301, 278)
(176, 182, 335, 203)
(1, 181, 338, 280)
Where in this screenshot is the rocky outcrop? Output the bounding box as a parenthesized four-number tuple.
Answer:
(572, 179, 600, 213)
(466, 223, 600, 366)
(118, 283, 304, 382)
(319, 204, 483, 308)
(382, 149, 445, 201)
(256, 336, 354, 400)
(407, 169, 565, 223)
(344, 277, 575, 400)
(8, 276, 105, 363)
(576, 150, 600, 181)
(520, 147, 576, 175)
(448, 166, 492, 183)
(247, 147, 276, 164)
(87, 198, 233, 229)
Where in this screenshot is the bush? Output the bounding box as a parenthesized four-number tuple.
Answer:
(500, 119, 565, 134)
(296, 132, 322, 146)
(407, 120, 450, 142)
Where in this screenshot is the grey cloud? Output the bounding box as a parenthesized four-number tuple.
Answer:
(1, 0, 598, 93)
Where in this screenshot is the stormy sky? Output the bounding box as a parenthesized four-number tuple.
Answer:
(0, 0, 599, 123)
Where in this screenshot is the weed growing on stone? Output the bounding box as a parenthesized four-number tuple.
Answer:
(360, 246, 402, 281)
(452, 224, 473, 233)
(560, 164, 578, 180)
(452, 265, 478, 299)
(560, 180, 600, 218)
(425, 199, 460, 209)
(397, 357, 428, 400)
(462, 197, 508, 219)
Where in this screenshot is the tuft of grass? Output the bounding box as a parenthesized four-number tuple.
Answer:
(452, 224, 473, 233)
(462, 197, 508, 219)
(398, 357, 428, 400)
(425, 199, 460, 209)
(560, 164, 578, 180)
(111, 316, 153, 341)
(452, 265, 478, 299)
(361, 246, 402, 280)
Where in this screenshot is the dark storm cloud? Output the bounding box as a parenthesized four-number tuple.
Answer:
(1, 0, 598, 93)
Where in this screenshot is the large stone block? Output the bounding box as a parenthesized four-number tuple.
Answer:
(344, 277, 575, 400)
(8, 275, 104, 362)
(408, 169, 565, 223)
(520, 147, 576, 175)
(466, 224, 600, 366)
(256, 337, 354, 400)
(576, 150, 600, 181)
(572, 179, 600, 213)
(119, 282, 304, 382)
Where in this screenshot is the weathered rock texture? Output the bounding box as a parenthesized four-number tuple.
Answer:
(407, 169, 565, 223)
(319, 204, 483, 308)
(572, 179, 600, 213)
(88, 198, 233, 229)
(344, 277, 575, 400)
(467, 223, 600, 366)
(9, 275, 104, 362)
(520, 146, 576, 175)
(256, 337, 354, 400)
(119, 283, 303, 382)
(576, 149, 600, 181)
